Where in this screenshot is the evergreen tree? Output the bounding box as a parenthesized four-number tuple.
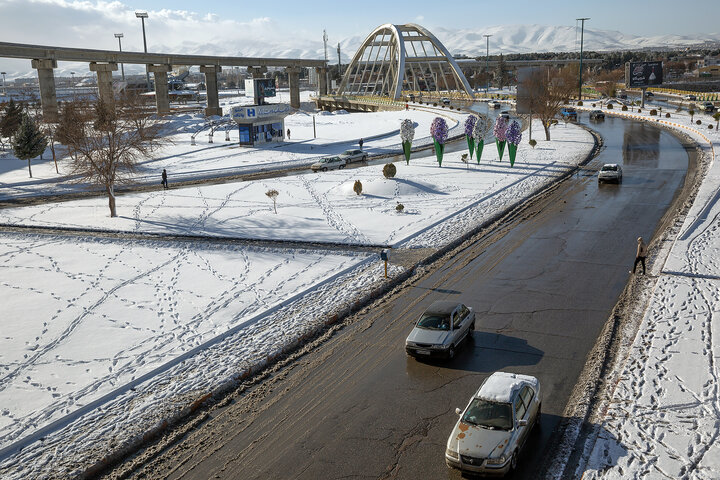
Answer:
(495, 54, 509, 90)
(0, 99, 24, 141)
(12, 114, 48, 178)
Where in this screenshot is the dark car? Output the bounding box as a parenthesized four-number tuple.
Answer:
(645, 91, 654, 97)
(700, 102, 715, 113)
(560, 107, 577, 120)
(589, 110, 605, 120)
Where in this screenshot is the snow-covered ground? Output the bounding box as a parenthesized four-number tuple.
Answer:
(577, 103, 720, 479)
(0, 105, 594, 478)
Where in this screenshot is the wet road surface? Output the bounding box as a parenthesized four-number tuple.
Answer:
(112, 113, 691, 480)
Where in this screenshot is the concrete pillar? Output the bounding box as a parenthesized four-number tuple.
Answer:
(31, 59, 59, 123)
(199, 65, 222, 117)
(247, 66, 267, 79)
(89, 62, 119, 109)
(148, 64, 172, 114)
(316, 67, 328, 95)
(285, 66, 301, 109)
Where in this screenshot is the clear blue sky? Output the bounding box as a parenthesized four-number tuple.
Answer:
(136, 0, 718, 37)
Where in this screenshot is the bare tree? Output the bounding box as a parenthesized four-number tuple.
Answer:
(63, 97, 163, 217)
(518, 66, 576, 141)
(265, 189, 279, 213)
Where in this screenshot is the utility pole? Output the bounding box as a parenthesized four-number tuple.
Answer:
(1, 72, 6, 97)
(483, 34, 492, 95)
(337, 42, 342, 77)
(577, 17, 590, 101)
(114, 33, 125, 81)
(323, 29, 330, 92)
(135, 11, 151, 92)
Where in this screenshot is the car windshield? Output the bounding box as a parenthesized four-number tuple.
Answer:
(462, 399, 513, 430)
(343, 150, 357, 155)
(601, 165, 618, 171)
(416, 313, 450, 330)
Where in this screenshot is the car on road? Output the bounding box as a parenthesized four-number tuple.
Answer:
(338, 149, 368, 163)
(488, 100, 501, 109)
(685, 94, 697, 101)
(445, 372, 541, 476)
(617, 93, 628, 99)
(589, 110, 605, 120)
(560, 107, 577, 120)
(598, 163, 622, 184)
(441, 97, 451, 105)
(500, 110, 511, 120)
(700, 102, 716, 113)
(645, 91, 654, 98)
(405, 301, 474, 360)
(311, 156, 346, 172)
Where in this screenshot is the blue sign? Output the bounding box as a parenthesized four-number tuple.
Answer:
(247, 108, 256, 118)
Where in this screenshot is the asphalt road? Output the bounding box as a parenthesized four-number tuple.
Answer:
(112, 114, 691, 480)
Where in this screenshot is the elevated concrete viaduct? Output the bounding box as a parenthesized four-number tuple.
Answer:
(0, 41, 327, 121)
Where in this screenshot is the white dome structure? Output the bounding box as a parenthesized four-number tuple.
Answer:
(337, 23, 474, 100)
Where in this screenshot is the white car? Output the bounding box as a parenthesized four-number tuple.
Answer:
(446, 372, 541, 476)
(311, 156, 346, 172)
(441, 97, 451, 105)
(598, 163, 623, 184)
(405, 301, 474, 360)
(488, 100, 501, 109)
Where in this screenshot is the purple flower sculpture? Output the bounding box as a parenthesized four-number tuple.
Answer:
(506, 120, 522, 167)
(430, 117, 448, 166)
(494, 116, 509, 161)
(464, 115, 477, 137)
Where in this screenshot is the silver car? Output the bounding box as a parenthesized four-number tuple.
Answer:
(446, 372, 541, 476)
(598, 163, 622, 184)
(338, 149, 368, 164)
(405, 301, 474, 360)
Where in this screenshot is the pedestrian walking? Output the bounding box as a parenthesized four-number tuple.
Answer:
(286, 128, 291, 139)
(161, 169, 168, 189)
(359, 138, 364, 149)
(631, 236, 647, 274)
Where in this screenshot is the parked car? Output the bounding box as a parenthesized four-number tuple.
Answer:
(445, 372, 541, 476)
(560, 107, 577, 120)
(598, 163, 622, 184)
(441, 97, 451, 105)
(338, 149, 368, 163)
(405, 301, 474, 360)
(589, 110, 605, 120)
(488, 100, 501, 109)
(617, 93, 628, 99)
(645, 91, 654, 97)
(500, 110, 511, 120)
(311, 156, 345, 172)
(685, 94, 697, 101)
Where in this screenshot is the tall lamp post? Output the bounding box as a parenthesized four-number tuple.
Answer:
(114, 33, 125, 81)
(1, 72, 6, 97)
(483, 34, 492, 95)
(577, 17, 590, 101)
(70, 71, 76, 97)
(135, 11, 151, 92)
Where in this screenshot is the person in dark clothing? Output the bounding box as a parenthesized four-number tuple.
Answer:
(359, 138, 364, 149)
(286, 128, 291, 139)
(632, 236, 647, 274)
(161, 169, 168, 189)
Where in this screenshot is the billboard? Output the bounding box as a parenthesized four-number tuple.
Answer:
(625, 61, 663, 88)
(244, 78, 277, 105)
(516, 67, 547, 114)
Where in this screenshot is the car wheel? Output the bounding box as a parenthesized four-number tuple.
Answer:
(321, 167, 328, 172)
(339, 164, 345, 169)
(510, 452, 518, 471)
(535, 403, 542, 431)
(363, 155, 368, 162)
(448, 346, 455, 360)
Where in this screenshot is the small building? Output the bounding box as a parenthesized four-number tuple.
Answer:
(229, 103, 292, 146)
(698, 65, 720, 78)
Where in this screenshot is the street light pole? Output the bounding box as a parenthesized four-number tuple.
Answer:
(577, 17, 590, 101)
(114, 33, 125, 81)
(70, 71, 75, 98)
(1, 72, 6, 97)
(483, 34, 492, 96)
(135, 11, 151, 92)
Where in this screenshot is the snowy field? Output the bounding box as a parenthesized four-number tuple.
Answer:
(580, 103, 720, 479)
(0, 114, 594, 478)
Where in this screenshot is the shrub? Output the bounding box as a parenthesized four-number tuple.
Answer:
(353, 180, 362, 195)
(621, 105, 628, 111)
(696, 120, 702, 125)
(396, 203, 404, 213)
(577, 101, 583, 106)
(637, 108, 642, 113)
(607, 104, 614, 109)
(383, 163, 397, 178)
(710, 124, 714, 129)
(265, 189, 279, 214)
(592, 103, 596, 107)
(650, 109, 657, 116)
(529, 139, 537, 149)
(666, 113, 671, 118)
(433, 103, 438, 107)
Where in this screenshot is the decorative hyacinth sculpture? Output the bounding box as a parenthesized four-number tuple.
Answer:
(472, 116, 489, 164)
(400, 119, 415, 165)
(430, 117, 448, 166)
(493, 116, 509, 161)
(506, 120, 522, 167)
(464, 115, 477, 159)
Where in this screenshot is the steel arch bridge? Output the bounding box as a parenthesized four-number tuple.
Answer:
(336, 23, 474, 100)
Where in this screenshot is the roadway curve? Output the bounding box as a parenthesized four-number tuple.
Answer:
(105, 114, 695, 480)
